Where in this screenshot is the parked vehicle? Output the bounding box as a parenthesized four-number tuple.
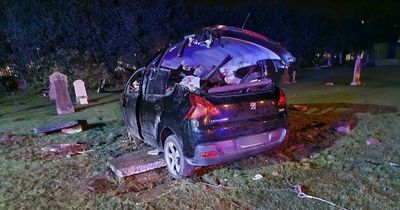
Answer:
(121, 25, 295, 179)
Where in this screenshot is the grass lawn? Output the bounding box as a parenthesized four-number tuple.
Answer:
(0, 66, 399, 209)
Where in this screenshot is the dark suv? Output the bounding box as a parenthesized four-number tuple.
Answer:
(121, 25, 295, 178)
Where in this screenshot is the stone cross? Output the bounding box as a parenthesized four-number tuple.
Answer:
(49, 72, 74, 115)
(73, 80, 88, 105)
(351, 52, 364, 86)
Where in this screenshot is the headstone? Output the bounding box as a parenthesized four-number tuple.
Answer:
(351, 52, 364, 86)
(292, 70, 297, 83)
(49, 82, 56, 100)
(73, 80, 88, 105)
(49, 72, 74, 114)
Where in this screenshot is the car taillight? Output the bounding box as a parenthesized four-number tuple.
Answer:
(278, 89, 286, 106)
(185, 94, 220, 119)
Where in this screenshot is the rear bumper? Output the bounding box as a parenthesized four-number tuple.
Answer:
(186, 127, 287, 166)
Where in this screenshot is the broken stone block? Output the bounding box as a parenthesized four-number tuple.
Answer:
(61, 125, 83, 134)
(108, 149, 166, 178)
(33, 120, 87, 135)
(41, 143, 87, 157)
(335, 123, 351, 134)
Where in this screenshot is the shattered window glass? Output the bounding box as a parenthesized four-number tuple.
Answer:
(146, 68, 169, 95)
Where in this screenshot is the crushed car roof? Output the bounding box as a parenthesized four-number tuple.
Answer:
(160, 25, 296, 70)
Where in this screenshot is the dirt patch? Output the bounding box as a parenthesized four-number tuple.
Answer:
(280, 103, 397, 161)
(0, 133, 30, 146)
(216, 198, 246, 209)
(83, 168, 172, 199)
(83, 171, 117, 194)
(114, 168, 170, 195)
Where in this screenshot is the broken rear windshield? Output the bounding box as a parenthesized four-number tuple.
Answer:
(160, 36, 282, 70)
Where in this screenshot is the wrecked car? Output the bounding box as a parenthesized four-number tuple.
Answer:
(121, 25, 295, 179)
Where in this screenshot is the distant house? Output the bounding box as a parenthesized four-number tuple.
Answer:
(372, 42, 400, 66)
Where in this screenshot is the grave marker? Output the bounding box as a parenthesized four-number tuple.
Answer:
(49, 81, 56, 100)
(49, 72, 74, 114)
(351, 52, 364, 86)
(73, 79, 89, 105)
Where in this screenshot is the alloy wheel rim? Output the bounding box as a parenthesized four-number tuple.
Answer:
(165, 141, 181, 175)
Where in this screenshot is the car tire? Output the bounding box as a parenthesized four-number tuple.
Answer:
(164, 134, 195, 179)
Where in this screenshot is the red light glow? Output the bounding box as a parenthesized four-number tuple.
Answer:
(200, 151, 219, 158)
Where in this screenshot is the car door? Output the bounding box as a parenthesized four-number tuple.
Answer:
(122, 68, 144, 139)
(139, 67, 170, 145)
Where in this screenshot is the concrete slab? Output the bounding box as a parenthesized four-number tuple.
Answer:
(108, 149, 166, 178)
(33, 120, 87, 135)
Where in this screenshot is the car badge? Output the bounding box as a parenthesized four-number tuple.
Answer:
(250, 102, 257, 110)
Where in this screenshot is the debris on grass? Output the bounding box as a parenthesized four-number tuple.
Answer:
(335, 123, 351, 134)
(41, 143, 87, 157)
(0, 133, 30, 146)
(293, 104, 308, 112)
(388, 162, 400, 168)
(367, 137, 381, 146)
(310, 152, 320, 159)
(252, 174, 263, 180)
(292, 184, 348, 210)
(271, 171, 279, 176)
(147, 148, 161, 156)
(325, 82, 334, 86)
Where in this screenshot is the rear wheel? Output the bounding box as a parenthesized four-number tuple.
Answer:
(164, 135, 195, 179)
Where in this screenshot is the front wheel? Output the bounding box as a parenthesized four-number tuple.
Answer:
(164, 135, 195, 179)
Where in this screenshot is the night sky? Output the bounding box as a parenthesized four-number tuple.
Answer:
(186, 0, 400, 20)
